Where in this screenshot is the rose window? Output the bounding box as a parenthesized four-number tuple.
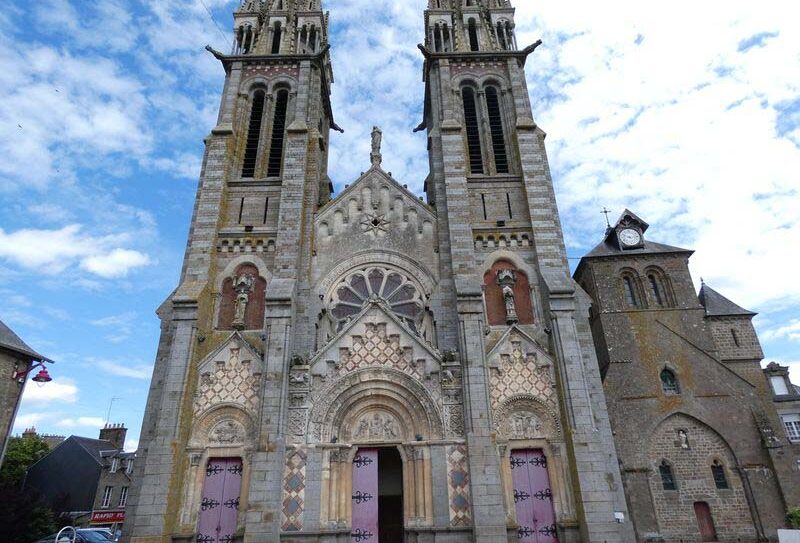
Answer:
(329, 268, 425, 332)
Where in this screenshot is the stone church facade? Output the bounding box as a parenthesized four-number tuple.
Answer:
(123, 1, 798, 543)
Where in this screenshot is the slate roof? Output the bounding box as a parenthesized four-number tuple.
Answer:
(71, 437, 119, 465)
(0, 318, 50, 361)
(698, 284, 756, 317)
(583, 236, 692, 259)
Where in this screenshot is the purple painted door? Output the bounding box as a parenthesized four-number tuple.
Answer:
(352, 449, 379, 543)
(511, 450, 557, 543)
(198, 458, 243, 543)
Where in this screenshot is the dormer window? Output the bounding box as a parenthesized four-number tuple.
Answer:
(770, 375, 790, 396)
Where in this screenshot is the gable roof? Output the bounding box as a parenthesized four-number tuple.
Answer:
(698, 284, 756, 317)
(72, 436, 119, 464)
(0, 319, 50, 361)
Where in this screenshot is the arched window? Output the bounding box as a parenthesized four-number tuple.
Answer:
(711, 460, 729, 489)
(659, 460, 676, 490)
(622, 274, 641, 308)
(242, 89, 266, 178)
(271, 21, 282, 54)
(483, 260, 535, 326)
(484, 86, 509, 173)
(660, 368, 680, 395)
(433, 24, 443, 52)
(648, 273, 664, 306)
(218, 264, 267, 330)
(467, 18, 479, 51)
(308, 25, 317, 53)
(461, 87, 484, 174)
(267, 88, 289, 178)
(496, 22, 507, 50)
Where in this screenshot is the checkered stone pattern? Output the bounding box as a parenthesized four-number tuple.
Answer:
(338, 322, 421, 379)
(490, 337, 556, 413)
(281, 447, 307, 532)
(194, 350, 260, 417)
(447, 444, 472, 527)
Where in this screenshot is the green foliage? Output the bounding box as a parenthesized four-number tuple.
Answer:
(0, 435, 50, 487)
(0, 483, 57, 543)
(788, 507, 800, 529)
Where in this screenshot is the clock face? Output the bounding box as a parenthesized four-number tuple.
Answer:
(619, 228, 642, 247)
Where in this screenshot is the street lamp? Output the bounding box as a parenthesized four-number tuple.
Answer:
(11, 361, 53, 385)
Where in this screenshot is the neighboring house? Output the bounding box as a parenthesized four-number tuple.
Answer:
(765, 362, 800, 483)
(22, 427, 66, 450)
(0, 318, 52, 465)
(25, 423, 134, 532)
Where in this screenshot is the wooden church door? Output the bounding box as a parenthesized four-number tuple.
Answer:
(511, 449, 558, 543)
(694, 502, 718, 542)
(352, 449, 379, 543)
(197, 458, 243, 543)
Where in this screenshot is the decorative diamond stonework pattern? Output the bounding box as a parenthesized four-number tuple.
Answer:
(489, 336, 556, 413)
(338, 322, 422, 379)
(447, 444, 472, 527)
(194, 345, 261, 417)
(281, 447, 307, 532)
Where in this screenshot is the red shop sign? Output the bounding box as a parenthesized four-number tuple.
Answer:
(90, 510, 126, 524)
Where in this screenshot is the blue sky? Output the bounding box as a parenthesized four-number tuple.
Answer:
(1, 0, 798, 451)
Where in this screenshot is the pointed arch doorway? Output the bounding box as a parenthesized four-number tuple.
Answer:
(352, 448, 405, 543)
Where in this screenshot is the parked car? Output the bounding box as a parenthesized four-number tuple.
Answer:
(80, 529, 116, 541)
(34, 529, 115, 543)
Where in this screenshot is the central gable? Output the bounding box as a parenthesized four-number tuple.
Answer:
(310, 302, 441, 382)
(314, 167, 438, 276)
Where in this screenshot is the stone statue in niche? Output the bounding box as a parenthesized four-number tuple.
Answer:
(232, 273, 256, 330)
(370, 126, 383, 166)
(496, 269, 519, 324)
(354, 413, 399, 441)
(678, 429, 690, 449)
(209, 420, 244, 444)
(510, 412, 543, 438)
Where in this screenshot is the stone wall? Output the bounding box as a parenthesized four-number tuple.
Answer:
(0, 350, 26, 459)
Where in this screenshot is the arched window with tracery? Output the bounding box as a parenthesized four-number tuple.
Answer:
(326, 267, 429, 337)
(218, 263, 267, 330)
(483, 260, 534, 326)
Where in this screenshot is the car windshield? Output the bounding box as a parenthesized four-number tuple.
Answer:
(77, 532, 114, 543)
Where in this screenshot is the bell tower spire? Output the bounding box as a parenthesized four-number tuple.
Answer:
(418, 1, 635, 542)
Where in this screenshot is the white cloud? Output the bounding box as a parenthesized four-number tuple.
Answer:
(0, 224, 151, 279)
(21, 378, 78, 405)
(762, 320, 800, 343)
(124, 438, 139, 453)
(81, 249, 151, 279)
(90, 357, 154, 380)
(57, 416, 106, 430)
(14, 412, 47, 430)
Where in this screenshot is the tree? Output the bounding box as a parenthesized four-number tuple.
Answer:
(0, 435, 50, 487)
(788, 507, 800, 529)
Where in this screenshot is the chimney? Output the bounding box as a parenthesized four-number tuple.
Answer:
(99, 423, 127, 450)
(22, 427, 38, 439)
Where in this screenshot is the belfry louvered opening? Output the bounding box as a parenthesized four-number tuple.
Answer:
(267, 89, 289, 178)
(462, 87, 484, 174)
(242, 89, 266, 178)
(485, 86, 508, 173)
